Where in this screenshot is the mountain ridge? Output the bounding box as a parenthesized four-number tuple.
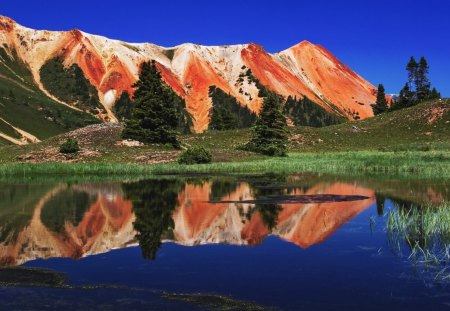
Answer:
(0, 15, 378, 133)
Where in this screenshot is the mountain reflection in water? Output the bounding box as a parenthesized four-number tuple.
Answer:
(0, 176, 379, 265)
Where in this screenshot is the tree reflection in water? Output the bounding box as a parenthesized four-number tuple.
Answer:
(123, 179, 184, 260)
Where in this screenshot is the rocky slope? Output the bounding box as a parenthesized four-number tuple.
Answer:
(0, 15, 378, 133)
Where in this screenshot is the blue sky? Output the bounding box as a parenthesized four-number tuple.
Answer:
(1, 0, 449, 96)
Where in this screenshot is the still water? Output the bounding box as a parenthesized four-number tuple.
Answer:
(0, 174, 449, 310)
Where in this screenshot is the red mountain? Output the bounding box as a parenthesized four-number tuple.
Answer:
(0, 15, 378, 132)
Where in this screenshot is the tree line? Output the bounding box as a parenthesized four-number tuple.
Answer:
(372, 56, 441, 115)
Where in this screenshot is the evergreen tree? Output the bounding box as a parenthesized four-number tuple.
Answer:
(371, 84, 389, 115)
(122, 61, 187, 148)
(113, 91, 133, 121)
(429, 87, 441, 99)
(244, 92, 288, 156)
(416, 57, 431, 100)
(406, 56, 418, 91)
(208, 86, 256, 131)
(283, 95, 341, 127)
(390, 83, 413, 111)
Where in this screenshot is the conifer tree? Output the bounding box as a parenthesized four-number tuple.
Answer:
(416, 57, 431, 100)
(429, 87, 441, 99)
(406, 56, 418, 91)
(391, 83, 414, 110)
(244, 92, 288, 156)
(114, 92, 133, 121)
(122, 61, 185, 148)
(394, 56, 440, 111)
(371, 84, 389, 115)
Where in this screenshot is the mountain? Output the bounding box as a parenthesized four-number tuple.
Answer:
(0, 15, 378, 137)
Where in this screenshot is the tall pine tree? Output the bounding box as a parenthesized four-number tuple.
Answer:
(416, 57, 431, 100)
(393, 56, 440, 111)
(371, 84, 389, 115)
(429, 87, 441, 99)
(406, 56, 418, 91)
(391, 83, 414, 110)
(244, 92, 288, 156)
(122, 61, 186, 148)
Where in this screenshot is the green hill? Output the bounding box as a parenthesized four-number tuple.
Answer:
(0, 47, 99, 145)
(289, 99, 450, 152)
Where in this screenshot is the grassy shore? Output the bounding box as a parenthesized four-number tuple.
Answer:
(0, 151, 448, 178)
(0, 99, 448, 178)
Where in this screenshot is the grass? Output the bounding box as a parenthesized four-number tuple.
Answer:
(0, 97, 447, 178)
(387, 201, 450, 283)
(0, 150, 448, 178)
(289, 99, 450, 152)
(0, 47, 98, 141)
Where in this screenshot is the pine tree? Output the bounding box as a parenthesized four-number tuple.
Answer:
(371, 84, 389, 115)
(114, 91, 133, 121)
(416, 57, 431, 100)
(391, 83, 414, 111)
(122, 61, 185, 148)
(429, 87, 441, 99)
(406, 56, 418, 92)
(208, 86, 256, 131)
(395, 56, 440, 111)
(244, 92, 288, 156)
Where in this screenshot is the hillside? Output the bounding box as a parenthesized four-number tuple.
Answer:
(0, 15, 379, 136)
(0, 46, 99, 145)
(0, 99, 447, 165)
(289, 98, 450, 152)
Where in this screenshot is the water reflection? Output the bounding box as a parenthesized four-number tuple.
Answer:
(0, 175, 448, 266)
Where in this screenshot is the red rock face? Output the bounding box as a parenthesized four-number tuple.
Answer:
(241, 43, 318, 112)
(59, 30, 106, 87)
(180, 52, 237, 132)
(283, 42, 377, 119)
(100, 55, 135, 96)
(156, 62, 187, 97)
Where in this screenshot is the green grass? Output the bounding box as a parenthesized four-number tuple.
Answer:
(289, 99, 450, 152)
(387, 201, 450, 283)
(0, 97, 447, 178)
(0, 47, 99, 140)
(0, 118, 20, 139)
(0, 151, 448, 178)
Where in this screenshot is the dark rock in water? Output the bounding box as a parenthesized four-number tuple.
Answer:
(209, 194, 370, 204)
(0, 267, 66, 287)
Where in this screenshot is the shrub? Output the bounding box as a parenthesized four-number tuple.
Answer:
(178, 146, 212, 165)
(59, 138, 80, 154)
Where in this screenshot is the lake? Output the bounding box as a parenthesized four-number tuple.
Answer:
(0, 174, 449, 310)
